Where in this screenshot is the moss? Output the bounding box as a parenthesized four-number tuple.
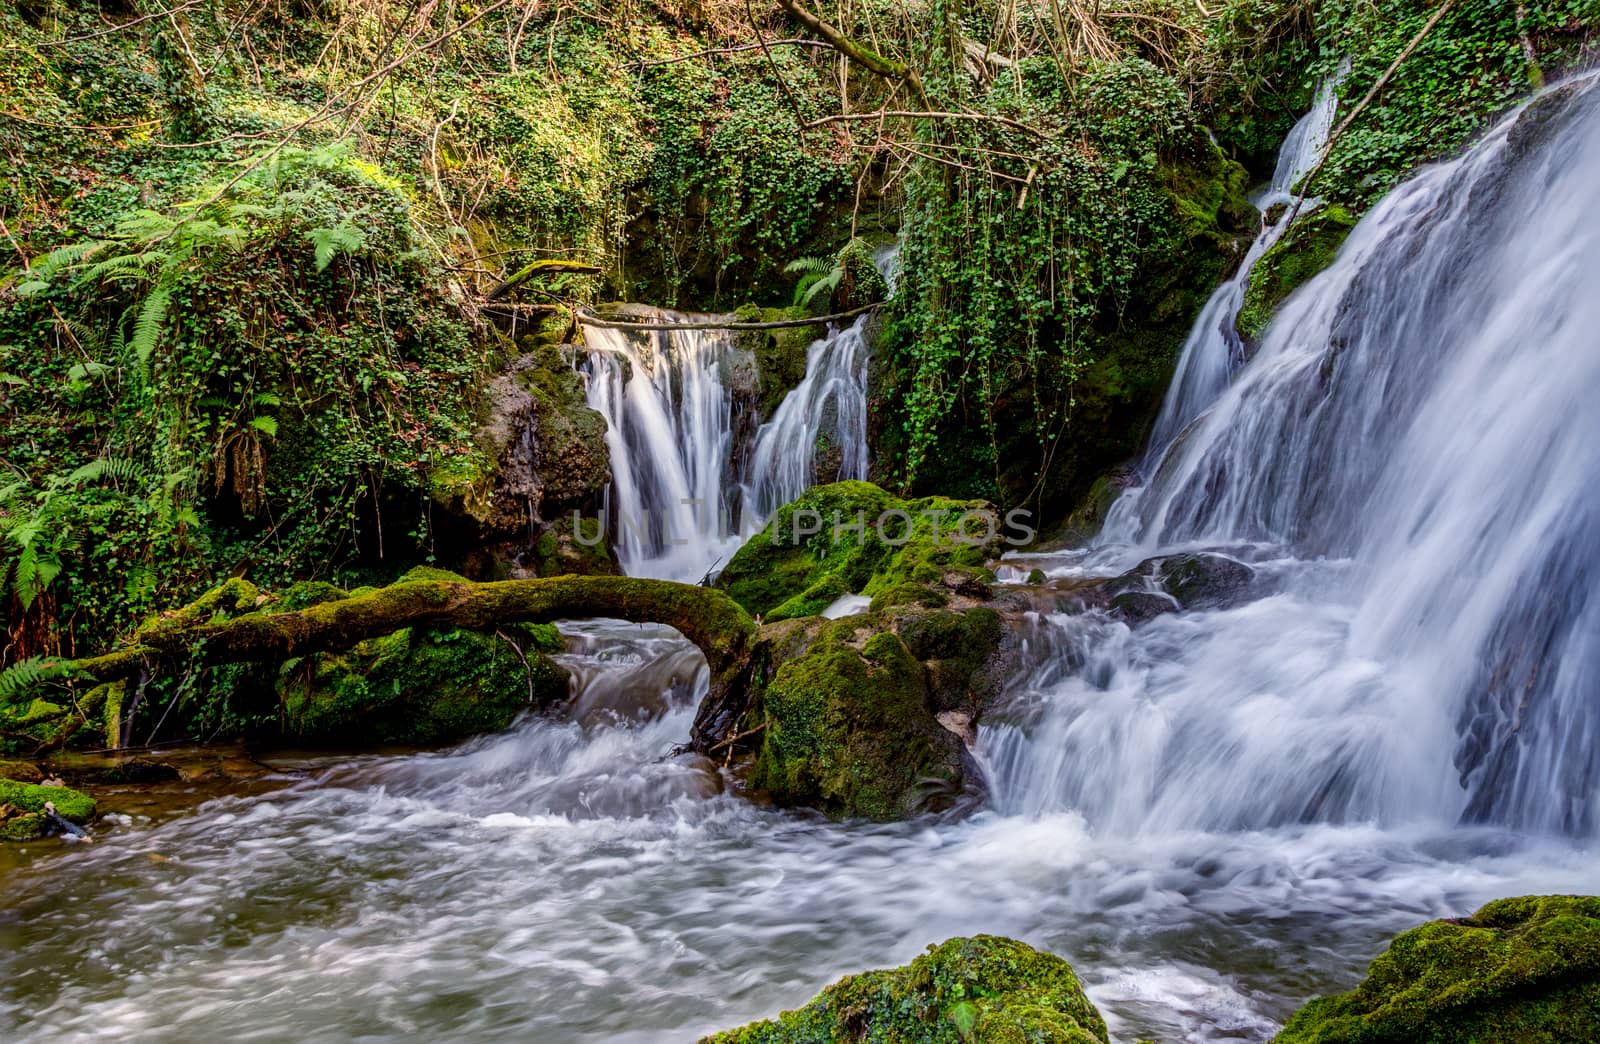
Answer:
(0, 813, 47, 841)
(745, 617, 962, 820)
(530, 514, 617, 577)
(1238, 205, 1357, 341)
(1274, 895, 1600, 1044)
(276, 619, 568, 746)
(717, 482, 1000, 622)
(275, 581, 349, 611)
(701, 935, 1109, 1043)
(0, 778, 96, 822)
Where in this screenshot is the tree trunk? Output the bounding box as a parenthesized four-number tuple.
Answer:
(57, 576, 758, 754)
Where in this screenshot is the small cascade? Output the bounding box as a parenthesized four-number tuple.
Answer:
(581, 311, 750, 582)
(583, 245, 897, 580)
(1140, 75, 1342, 460)
(739, 314, 872, 526)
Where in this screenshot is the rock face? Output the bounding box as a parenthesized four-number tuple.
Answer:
(1273, 895, 1600, 1044)
(433, 341, 615, 578)
(701, 935, 1109, 1044)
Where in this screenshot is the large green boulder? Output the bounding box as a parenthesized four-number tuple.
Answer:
(701, 935, 1109, 1043)
(717, 482, 1001, 622)
(746, 617, 965, 821)
(1274, 895, 1600, 1043)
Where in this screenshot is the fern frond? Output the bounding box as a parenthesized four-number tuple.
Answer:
(0, 656, 68, 703)
(784, 256, 831, 275)
(130, 288, 171, 368)
(67, 457, 145, 486)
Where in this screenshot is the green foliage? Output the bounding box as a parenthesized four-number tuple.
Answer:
(1310, 0, 1600, 205)
(702, 935, 1109, 1043)
(883, 55, 1252, 504)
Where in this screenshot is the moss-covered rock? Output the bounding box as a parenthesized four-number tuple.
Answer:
(744, 613, 975, 820)
(1274, 895, 1600, 1044)
(717, 482, 1001, 622)
(1238, 205, 1357, 342)
(738, 307, 826, 418)
(0, 778, 96, 840)
(701, 935, 1109, 1043)
(276, 619, 568, 746)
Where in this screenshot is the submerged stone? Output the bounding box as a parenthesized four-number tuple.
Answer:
(701, 935, 1109, 1043)
(1273, 894, 1600, 1043)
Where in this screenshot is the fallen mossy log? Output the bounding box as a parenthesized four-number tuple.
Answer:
(27, 577, 758, 755)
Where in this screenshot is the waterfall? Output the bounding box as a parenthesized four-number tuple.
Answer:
(582, 313, 749, 582)
(739, 315, 872, 526)
(582, 247, 895, 580)
(1142, 74, 1342, 458)
(998, 77, 1600, 838)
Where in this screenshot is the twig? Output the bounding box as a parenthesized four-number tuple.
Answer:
(804, 108, 1044, 137)
(633, 38, 830, 67)
(576, 301, 879, 331)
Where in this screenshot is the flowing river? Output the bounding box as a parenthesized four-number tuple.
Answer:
(5, 76, 1600, 1044)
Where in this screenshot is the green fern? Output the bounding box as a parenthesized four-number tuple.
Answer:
(130, 287, 171, 368)
(66, 457, 146, 486)
(0, 656, 67, 703)
(308, 220, 366, 272)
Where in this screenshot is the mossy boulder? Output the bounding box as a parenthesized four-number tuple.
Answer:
(0, 778, 96, 841)
(1238, 204, 1357, 342)
(717, 482, 1001, 622)
(274, 568, 569, 746)
(701, 935, 1109, 1043)
(744, 608, 991, 820)
(1274, 895, 1600, 1044)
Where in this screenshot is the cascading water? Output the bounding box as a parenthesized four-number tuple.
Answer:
(1142, 74, 1342, 457)
(6, 86, 1600, 1044)
(1043, 76, 1600, 838)
(582, 246, 892, 580)
(739, 314, 871, 526)
(582, 313, 749, 582)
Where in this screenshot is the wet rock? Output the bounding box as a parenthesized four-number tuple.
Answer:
(1273, 895, 1600, 1044)
(1109, 589, 1180, 624)
(1108, 552, 1255, 611)
(745, 619, 965, 821)
(1157, 552, 1254, 608)
(701, 935, 1109, 1043)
